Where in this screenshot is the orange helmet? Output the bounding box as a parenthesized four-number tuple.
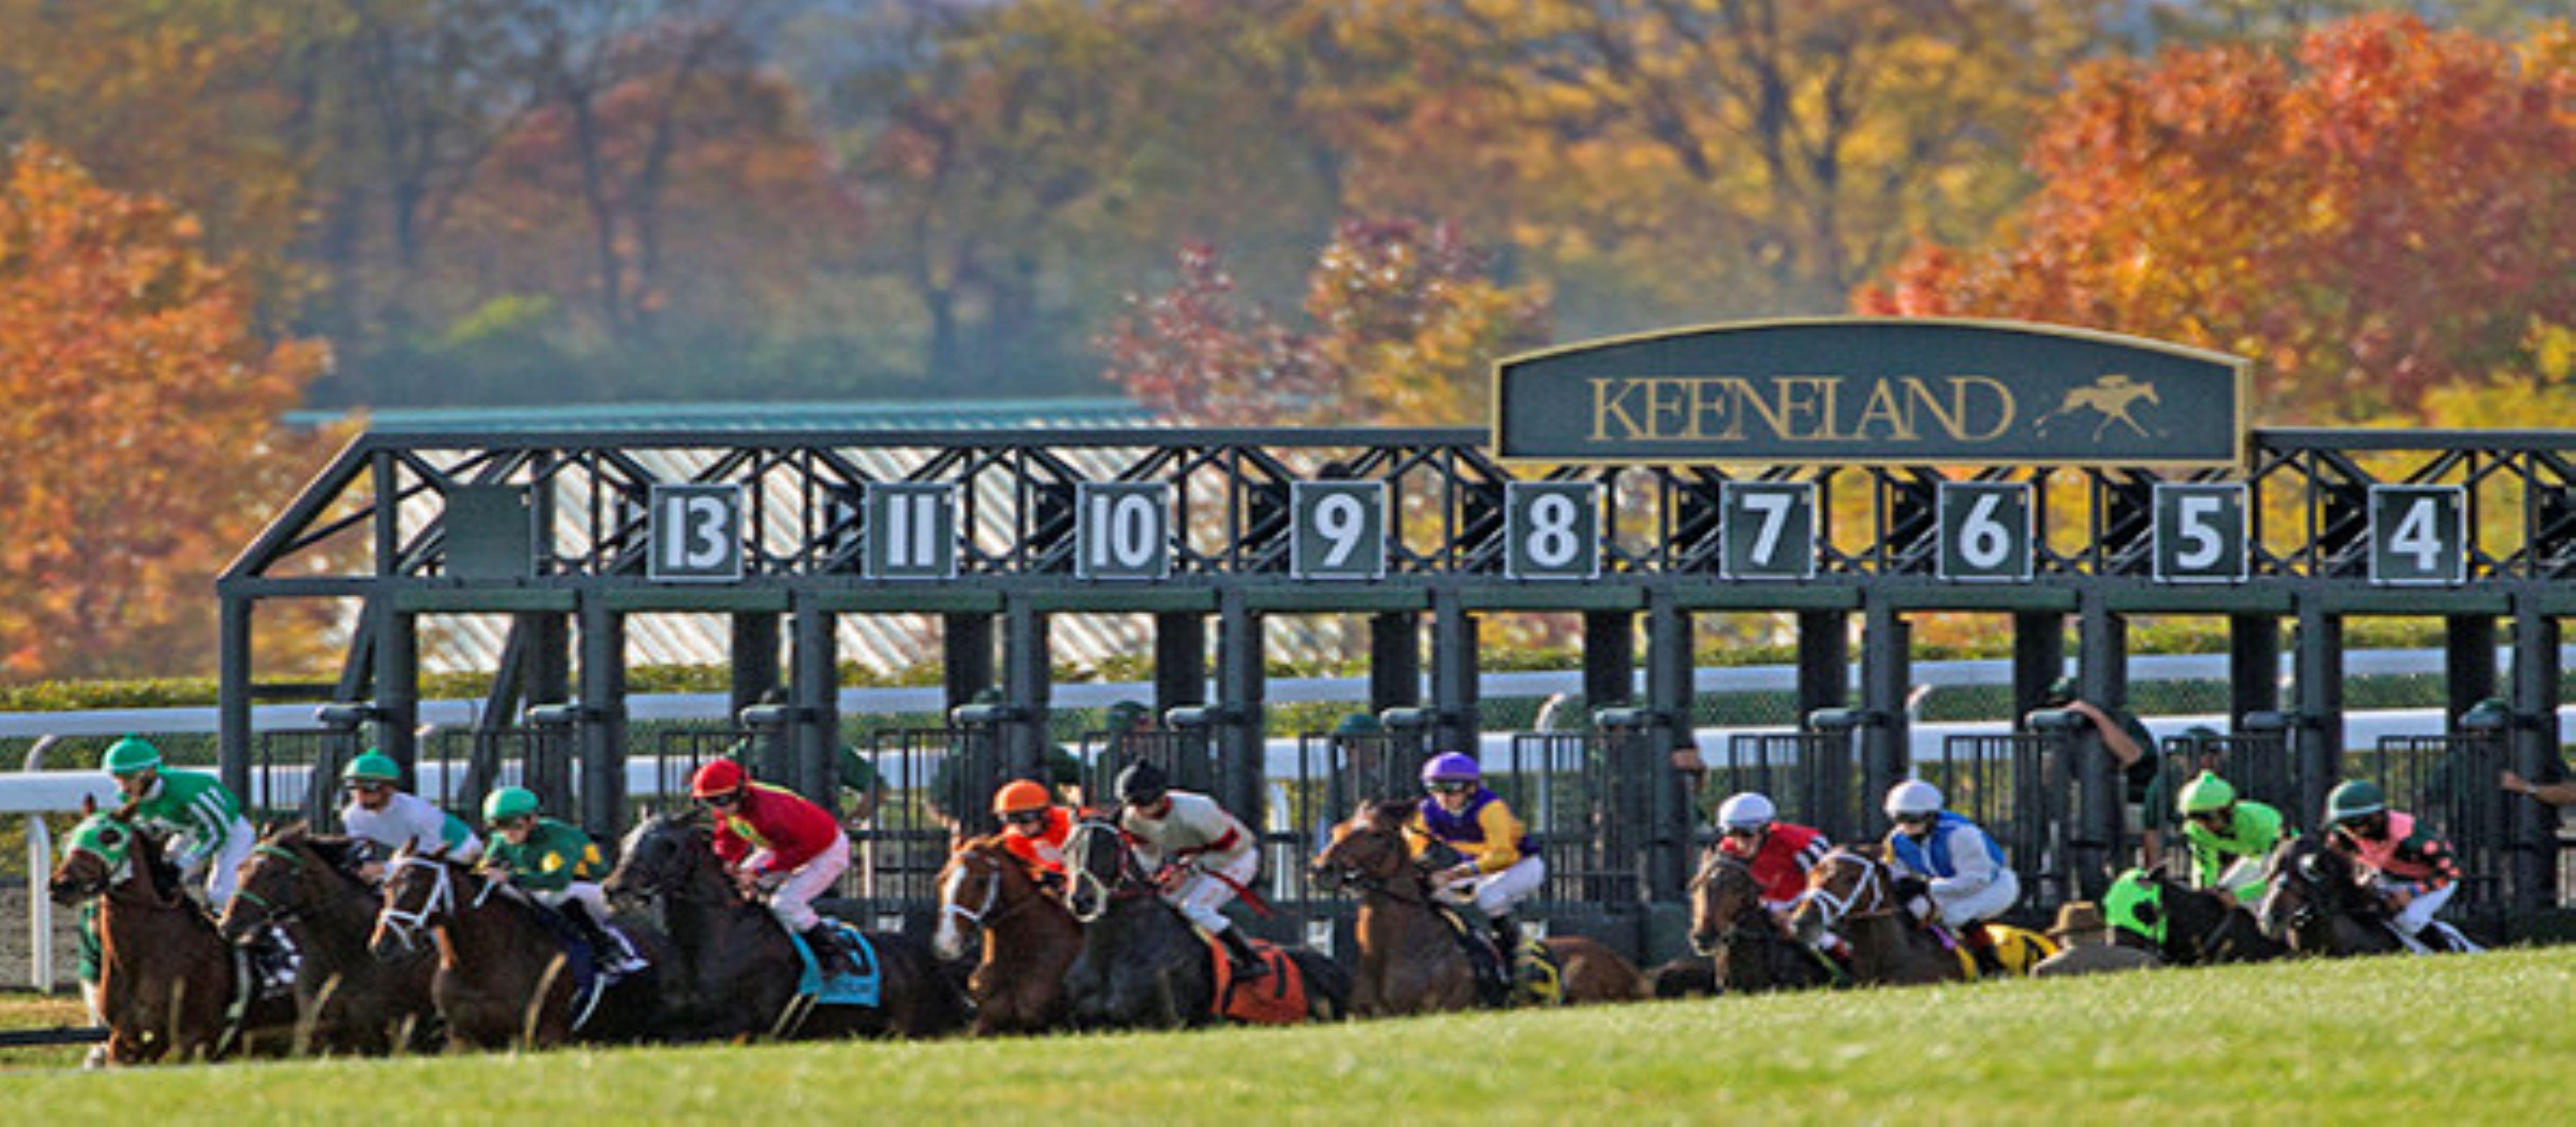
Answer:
(992, 779, 1051, 816)
(690, 758, 748, 799)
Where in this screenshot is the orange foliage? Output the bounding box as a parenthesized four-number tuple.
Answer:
(0, 145, 332, 680)
(1859, 15, 2576, 423)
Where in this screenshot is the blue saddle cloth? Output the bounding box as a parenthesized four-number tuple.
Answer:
(790, 920, 883, 1007)
(527, 907, 638, 1028)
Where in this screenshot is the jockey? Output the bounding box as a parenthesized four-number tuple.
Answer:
(477, 787, 641, 974)
(2322, 779, 2475, 952)
(1882, 779, 2019, 975)
(1114, 760, 1267, 979)
(339, 750, 481, 875)
(2174, 771, 2284, 902)
(1711, 791, 1832, 940)
(690, 758, 857, 977)
(101, 736, 254, 911)
(1407, 752, 1547, 966)
(990, 778, 1073, 883)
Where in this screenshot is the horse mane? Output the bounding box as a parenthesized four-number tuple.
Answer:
(120, 819, 186, 904)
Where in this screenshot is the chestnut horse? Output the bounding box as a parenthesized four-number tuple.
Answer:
(1308, 800, 1645, 1015)
(219, 825, 440, 1054)
(370, 845, 669, 1050)
(933, 836, 1081, 1035)
(1686, 849, 1834, 994)
(47, 806, 295, 1064)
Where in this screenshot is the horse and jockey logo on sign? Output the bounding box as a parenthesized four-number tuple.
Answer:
(2034, 373, 2162, 441)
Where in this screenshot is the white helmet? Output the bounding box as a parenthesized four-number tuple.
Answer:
(1715, 792, 1776, 831)
(1884, 779, 1944, 819)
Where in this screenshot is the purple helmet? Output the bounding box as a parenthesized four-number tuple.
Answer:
(1421, 752, 1481, 786)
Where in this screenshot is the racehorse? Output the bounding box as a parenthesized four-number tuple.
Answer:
(1686, 848, 1834, 994)
(2105, 865, 2286, 965)
(1788, 845, 2053, 985)
(1063, 816, 1349, 1029)
(1307, 801, 1645, 1016)
(47, 804, 295, 1064)
(604, 810, 970, 1041)
(369, 844, 667, 1050)
(217, 824, 440, 1054)
(2255, 835, 2405, 957)
(933, 835, 1081, 1035)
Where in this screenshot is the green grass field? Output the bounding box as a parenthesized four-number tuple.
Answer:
(4, 948, 2570, 1123)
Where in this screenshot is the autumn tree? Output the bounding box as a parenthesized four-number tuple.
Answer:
(1860, 15, 2576, 422)
(0, 145, 332, 680)
(1102, 216, 1549, 427)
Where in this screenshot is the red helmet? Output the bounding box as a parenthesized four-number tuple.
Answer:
(690, 758, 748, 799)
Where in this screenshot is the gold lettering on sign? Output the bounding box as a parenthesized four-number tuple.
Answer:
(1584, 374, 2020, 445)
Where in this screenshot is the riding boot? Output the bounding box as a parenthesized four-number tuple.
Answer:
(1216, 926, 1271, 979)
(1489, 913, 1528, 976)
(802, 924, 855, 980)
(570, 907, 638, 975)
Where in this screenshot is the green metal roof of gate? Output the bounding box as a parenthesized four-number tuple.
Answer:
(285, 397, 1155, 434)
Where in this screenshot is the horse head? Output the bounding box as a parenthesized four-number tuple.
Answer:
(934, 836, 1034, 961)
(369, 843, 478, 960)
(1062, 816, 1138, 924)
(1309, 799, 1413, 893)
(49, 808, 143, 906)
(2255, 834, 2360, 947)
(1788, 847, 1891, 947)
(605, 809, 724, 905)
(1686, 848, 1767, 957)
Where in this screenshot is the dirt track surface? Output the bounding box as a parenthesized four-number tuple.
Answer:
(0, 884, 84, 992)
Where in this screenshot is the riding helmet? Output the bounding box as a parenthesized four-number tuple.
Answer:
(345, 749, 401, 785)
(992, 778, 1051, 816)
(101, 735, 163, 776)
(1883, 778, 1944, 819)
(1716, 792, 1776, 831)
(483, 786, 540, 824)
(1420, 752, 1481, 786)
(2324, 779, 2385, 824)
(690, 757, 749, 799)
(1115, 760, 1168, 805)
(2177, 771, 2236, 816)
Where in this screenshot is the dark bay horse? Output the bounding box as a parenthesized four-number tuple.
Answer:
(47, 807, 295, 1064)
(1064, 816, 1348, 1029)
(1307, 801, 1643, 1016)
(369, 845, 667, 1050)
(933, 835, 1080, 1035)
(2256, 836, 2404, 957)
(604, 811, 969, 1041)
(1686, 849, 1834, 994)
(2106, 866, 2286, 965)
(218, 825, 439, 1054)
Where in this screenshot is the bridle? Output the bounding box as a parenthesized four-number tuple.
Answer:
(1064, 820, 1146, 924)
(941, 847, 1039, 934)
(375, 853, 500, 952)
(1800, 850, 1895, 932)
(1691, 851, 1783, 945)
(230, 841, 368, 929)
(1315, 821, 1429, 906)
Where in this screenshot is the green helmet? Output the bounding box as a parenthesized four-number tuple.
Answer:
(483, 786, 540, 824)
(345, 750, 401, 784)
(2325, 779, 2386, 824)
(2177, 770, 2236, 816)
(101, 736, 163, 776)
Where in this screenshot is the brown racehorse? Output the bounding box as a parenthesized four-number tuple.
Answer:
(2255, 836, 2406, 958)
(47, 805, 295, 1064)
(1787, 845, 1966, 986)
(932, 836, 1081, 1035)
(369, 845, 667, 1050)
(1309, 800, 1646, 1015)
(218, 825, 439, 1054)
(1686, 848, 1834, 994)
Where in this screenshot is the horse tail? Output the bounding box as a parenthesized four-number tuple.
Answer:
(1288, 948, 1352, 1021)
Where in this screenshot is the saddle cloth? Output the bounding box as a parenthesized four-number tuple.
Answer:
(790, 920, 884, 1007)
(1203, 936, 1311, 1025)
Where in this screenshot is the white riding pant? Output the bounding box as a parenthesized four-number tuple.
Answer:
(1930, 869, 2020, 929)
(2212, 857, 2267, 900)
(2375, 877, 2456, 937)
(1462, 855, 1546, 918)
(757, 830, 851, 932)
(1163, 849, 1260, 935)
(532, 881, 612, 924)
(193, 820, 256, 911)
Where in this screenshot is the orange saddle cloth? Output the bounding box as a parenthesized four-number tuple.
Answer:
(1205, 937, 1312, 1025)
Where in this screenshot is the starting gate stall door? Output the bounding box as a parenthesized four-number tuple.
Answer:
(421, 728, 573, 828)
(1716, 731, 1866, 847)
(255, 729, 364, 831)
(2366, 733, 2512, 914)
(646, 724, 760, 807)
(844, 727, 990, 928)
(1077, 727, 1219, 810)
(1928, 733, 2059, 912)
(1498, 730, 1645, 907)
(2150, 731, 2297, 853)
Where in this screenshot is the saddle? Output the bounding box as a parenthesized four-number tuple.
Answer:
(1202, 935, 1311, 1025)
(1431, 903, 1561, 1007)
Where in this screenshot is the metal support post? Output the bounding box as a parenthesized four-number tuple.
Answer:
(1217, 590, 1267, 825)
(791, 596, 839, 811)
(1002, 597, 1050, 779)
(577, 597, 629, 836)
(1431, 590, 1480, 757)
(1369, 612, 1421, 714)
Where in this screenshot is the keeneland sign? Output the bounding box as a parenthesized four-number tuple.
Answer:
(1493, 318, 2249, 467)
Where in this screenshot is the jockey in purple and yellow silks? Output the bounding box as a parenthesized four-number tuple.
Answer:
(1405, 752, 1545, 958)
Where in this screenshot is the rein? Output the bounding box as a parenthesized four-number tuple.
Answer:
(377, 855, 503, 951)
(1803, 852, 1895, 931)
(1065, 822, 1154, 924)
